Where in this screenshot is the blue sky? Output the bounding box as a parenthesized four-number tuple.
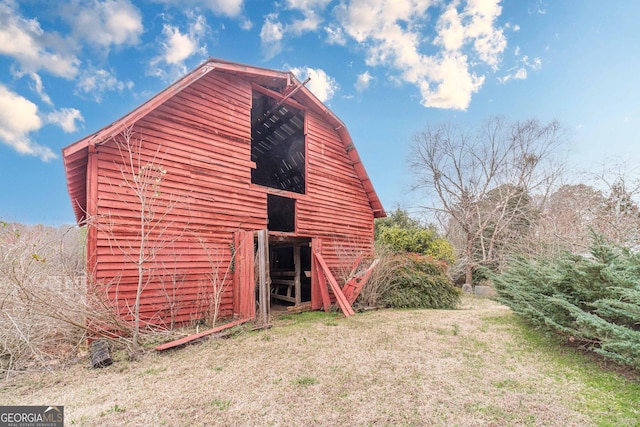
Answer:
(0, 0, 638, 225)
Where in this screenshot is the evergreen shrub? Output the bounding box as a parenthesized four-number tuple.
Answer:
(493, 237, 640, 369)
(381, 253, 461, 309)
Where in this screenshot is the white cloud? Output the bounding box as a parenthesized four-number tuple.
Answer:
(239, 18, 253, 30)
(498, 55, 541, 84)
(498, 67, 523, 83)
(530, 56, 542, 70)
(162, 25, 200, 64)
(324, 25, 346, 45)
(505, 22, 520, 32)
(530, 0, 547, 15)
(355, 71, 373, 92)
(260, 14, 284, 59)
(76, 68, 134, 102)
(287, 10, 322, 36)
(0, 85, 56, 161)
(47, 108, 84, 133)
(203, 0, 244, 16)
(418, 54, 484, 109)
(435, 0, 506, 69)
(435, 5, 466, 52)
(259, 0, 332, 56)
(149, 13, 209, 81)
(290, 66, 338, 103)
(284, 0, 331, 35)
(69, 0, 143, 48)
(0, 1, 79, 78)
(332, 0, 506, 110)
(152, 0, 244, 17)
(285, 0, 332, 8)
(28, 72, 52, 106)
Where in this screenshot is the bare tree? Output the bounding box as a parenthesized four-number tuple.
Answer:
(197, 237, 235, 327)
(98, 127, 185, 348)
(590, 165, 640, 246)
(411, 117, 565, 284)
(533, 184, 605, 254)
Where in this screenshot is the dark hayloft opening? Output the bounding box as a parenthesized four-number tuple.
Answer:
(267, 194, 295, 232)
(251, 90, 306, 194)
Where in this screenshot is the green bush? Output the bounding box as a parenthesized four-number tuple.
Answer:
(493, 237, 640, 369)
(376, 225, 455, 264)
(374, 208, 455, 264)
(381, 254, 461, 309)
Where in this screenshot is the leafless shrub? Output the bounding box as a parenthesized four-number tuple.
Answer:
(0, 223, 88, 376)
(357, 243, 402, 307)
(196, 239, 235, 327)
(333, 239, 400, 308)
(0, 220, 155, 375)
(156, 246, 188, 331)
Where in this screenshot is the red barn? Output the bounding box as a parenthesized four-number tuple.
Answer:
(62, 58, 385, 331)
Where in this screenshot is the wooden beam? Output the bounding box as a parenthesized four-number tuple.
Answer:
(342, 258, 380, 305)
(313, 252, 355, 317)
(294, 243, 301, 306)
(155, 318, 250, 351)
(251, 83, 308, 112)
(256, 230, 270, 325)
(311, 238, 330, 311)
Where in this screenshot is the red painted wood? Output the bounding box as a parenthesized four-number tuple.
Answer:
(63, 59, 384, 330)
(233, 230, 255, 319)
(342, 259, 380, 305)
(311, 239, 331, 311)
(154, 317, 250, 351)
(313, 252, 355, 317)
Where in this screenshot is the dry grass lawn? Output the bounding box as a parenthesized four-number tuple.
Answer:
(2, 296, 638, 426)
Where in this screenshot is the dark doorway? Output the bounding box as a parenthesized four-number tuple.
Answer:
(269, 240, 312, 307)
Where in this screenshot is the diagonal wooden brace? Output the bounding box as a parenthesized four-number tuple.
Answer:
(313, 252, 355, 317)
(341, 258, 380, 305)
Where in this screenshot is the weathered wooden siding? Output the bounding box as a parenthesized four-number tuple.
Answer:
(299, 111, 374, 270)
(91, 72, 264, 326)
(89, 70, 375, 327)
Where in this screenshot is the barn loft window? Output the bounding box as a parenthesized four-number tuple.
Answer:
(251, 90, 306, 194)
(267, 194, 295, 232)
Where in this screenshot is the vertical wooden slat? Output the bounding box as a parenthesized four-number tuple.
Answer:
(311, 238, 330, 311)
(256, 230, 270, 324)
(86, 144, 98, 280)
(294, 243, 301, 306)
(233, 230, 255, 319)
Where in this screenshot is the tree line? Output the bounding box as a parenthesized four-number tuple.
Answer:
(409, 116, 640, 284)
(403, 115, 640, 370)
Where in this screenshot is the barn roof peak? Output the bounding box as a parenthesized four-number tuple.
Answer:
(62, 58, 385, 223)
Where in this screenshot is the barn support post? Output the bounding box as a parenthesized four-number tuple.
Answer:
(255, 230, 271, 325)
(293, 243, 302, 306)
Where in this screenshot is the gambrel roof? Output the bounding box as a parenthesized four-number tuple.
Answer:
(62, 58, 385, 223)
